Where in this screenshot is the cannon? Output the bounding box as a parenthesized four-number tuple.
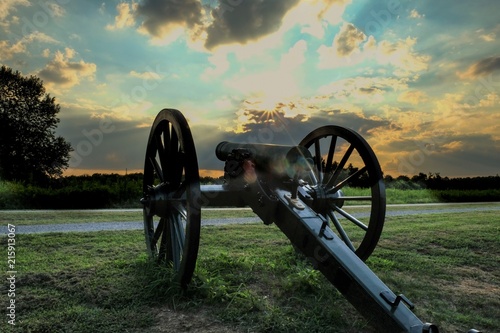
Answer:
(140, 109, 479, 333)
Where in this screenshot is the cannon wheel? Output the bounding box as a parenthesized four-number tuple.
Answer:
(142, 109, 201, 288)
(299, 126, 386, 261)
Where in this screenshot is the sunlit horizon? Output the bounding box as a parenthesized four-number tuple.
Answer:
(1, 0, 499, 178)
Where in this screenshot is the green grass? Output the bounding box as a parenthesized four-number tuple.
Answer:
(0, 209, 498, 333)
(344, 188, 500, 204)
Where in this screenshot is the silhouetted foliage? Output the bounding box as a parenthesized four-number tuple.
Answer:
(0, 172, 499, 209)
(0, 65, 72, 184)
(385, 173, 500, 191)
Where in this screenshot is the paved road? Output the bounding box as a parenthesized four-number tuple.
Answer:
(2, 203, 499, 234)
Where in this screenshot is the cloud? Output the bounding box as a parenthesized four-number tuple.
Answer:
(334, 22, 366, 57)
(106, 0, 348, 55)
(135, 0, 203, 38)
(457, 56, 500, 79)
(409, 9, 423, 19)
(479, 32, 495, 42)
(280, 39, 308, 70)
(129, 70, 161, 80)
(317, 29, 375, 69)
(318, 23, 430, 77)
(0, 31, 58, 60)
(478, 93, 499, 108)
(477, 25, 499, 42)
(397, 90, 428, 105)
(223, 40, 308, 105)
(382, 132, 500, 177)
(44, 2, 65, 17)
(57, 113, 150, 171)
(201, 51, 230, 80)
(106, 2, 137, 30)
(375, 37, 430, 77)
(318, 0, 352, 23)
(0, 0, 30, 21)
(205, 0, 300, 49)
(317, 76, 408, 103)
(285, 0, 350, 38)
(226, 103, 390, 151)
(0, 0, 64, 32)
(38, 48, 96, 89)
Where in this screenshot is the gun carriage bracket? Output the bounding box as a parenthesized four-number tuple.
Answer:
(140, 109, 482, 333)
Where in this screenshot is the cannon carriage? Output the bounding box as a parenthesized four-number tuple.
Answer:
(140, 108, 480, 333)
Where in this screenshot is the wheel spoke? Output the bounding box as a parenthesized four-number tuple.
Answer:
(163, 123, 171, 157)
(314, 139, 323, 184)
(172, 151, 185, 187)
(332, 204, 369, 231)
(173, 180, 188, 199)
(148, 155, 164, 183)
(151, 217, 165, 250)
(325, 144, 354, 188)
(169, 214, 182, 270)
(156, 128, 168, 176)
(172, 214, 185, 254)
(170, 125, 179, 159)
(325, 135, 337, 174)
(172, 201, 188, 220)
(327, 211, 356, 252)
(329, 166, 367, 193)
(159, 218, 171, 262)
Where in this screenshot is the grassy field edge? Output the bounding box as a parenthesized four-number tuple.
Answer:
(0, 210, 498, 333)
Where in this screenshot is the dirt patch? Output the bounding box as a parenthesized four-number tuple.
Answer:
(149, 307, 245, 333)
(444, 266, 499, 296)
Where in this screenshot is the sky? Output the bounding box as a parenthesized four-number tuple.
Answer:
(1, 0, 499, 178)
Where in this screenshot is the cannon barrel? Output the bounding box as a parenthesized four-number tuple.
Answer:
(215, 141, 313, 177)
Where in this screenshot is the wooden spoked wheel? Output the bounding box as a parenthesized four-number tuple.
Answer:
(299, 125, 386, 261)
(141, 109, 201, 287)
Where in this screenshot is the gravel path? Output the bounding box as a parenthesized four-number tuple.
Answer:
(2, 203, 498, 234)
(10, 217, 259, 234)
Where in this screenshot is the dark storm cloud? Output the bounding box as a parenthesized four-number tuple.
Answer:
(57, 114, 150, 170)
(135, 0, 203, 37)
(388, 133, 500, 176)
(317, 110, 390, 138)
(205, 0, 300, 49)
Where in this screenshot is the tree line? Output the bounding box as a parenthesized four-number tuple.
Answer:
(2, 172, 498, 209)
(384, 173, 500, 190)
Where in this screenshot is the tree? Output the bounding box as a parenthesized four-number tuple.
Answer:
(0, 65, 72, 183)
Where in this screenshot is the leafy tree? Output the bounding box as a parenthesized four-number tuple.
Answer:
(0, 65, 72, 183)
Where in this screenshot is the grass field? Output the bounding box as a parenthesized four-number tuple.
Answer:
(1, 207, 499, 333)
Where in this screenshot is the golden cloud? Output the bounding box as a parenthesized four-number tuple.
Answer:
(38, 48, 96, 90)
(106, 2, 137, 30)
(457, 56, 500, 79)
(0, 31, 58, 60)
(397, 90, 428, 105)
